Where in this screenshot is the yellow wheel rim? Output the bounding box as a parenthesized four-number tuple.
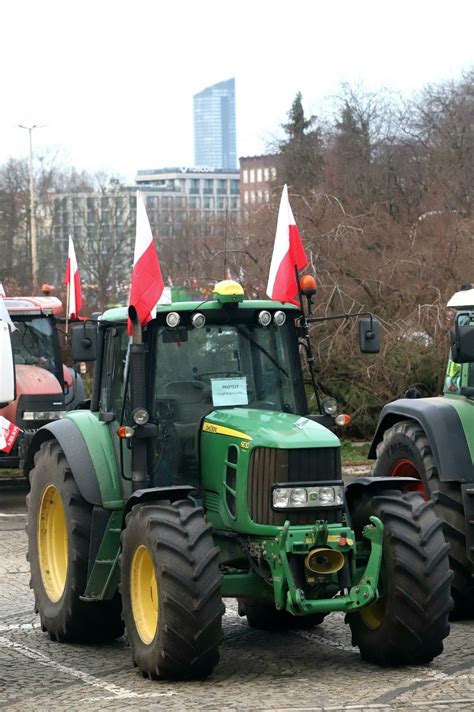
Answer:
(130, 545, 159, 644)
(37, 484, 68, 602)
(360, 596, 386, 630)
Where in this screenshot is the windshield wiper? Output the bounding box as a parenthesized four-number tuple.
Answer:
(236, 326, 288, 377)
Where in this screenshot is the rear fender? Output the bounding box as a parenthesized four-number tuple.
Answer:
(369, 398, 473, 483)
(26, 413, 122, 508)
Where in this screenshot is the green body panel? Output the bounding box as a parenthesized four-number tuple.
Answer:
(63, 410, 123, 509)
(200, 408, 339, 536)
(436, 394, 474, 465)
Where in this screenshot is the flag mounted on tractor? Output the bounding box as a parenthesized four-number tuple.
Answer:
(266, 184, 308, 306)
(64, 235, 83, 319)
(128, 191, 164, 334)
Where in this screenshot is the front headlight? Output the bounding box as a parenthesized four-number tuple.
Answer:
(289, 488, 308, 506)
(23, 410, 67, 421)
(272, 484, 344, 509)
(322, 397, 338, 416)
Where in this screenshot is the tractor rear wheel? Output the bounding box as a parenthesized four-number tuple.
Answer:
(374, 419, 474, 617)
(238, 599, 324, 630)
(346, 490, 452, 665)
(121, 499, 224, 680)
(27, 440, 123, 642)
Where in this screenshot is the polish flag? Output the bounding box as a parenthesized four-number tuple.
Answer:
(0, 416, 20, 453)
(128, 191, 164, 334)
(266, 184, 308, 306)
(64, 236, 83, 318)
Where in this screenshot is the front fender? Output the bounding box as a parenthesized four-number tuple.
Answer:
(27, 412, 122, 508)
(369, 397, 473, 483)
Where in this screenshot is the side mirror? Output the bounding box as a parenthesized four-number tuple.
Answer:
(71, 323, 98, 362)
(451, 316, 474, 363)
(359, 316, 380, 354)
(0, 321, 15, 404)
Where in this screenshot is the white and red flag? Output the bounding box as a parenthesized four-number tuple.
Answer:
(128, 191, 164, 334)
(64, 235, 83, 318)
(266, 184, 308, 306)
(0, 416, 20, 453)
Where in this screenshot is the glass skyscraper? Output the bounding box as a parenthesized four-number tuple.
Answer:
(193, 78, 237, 169)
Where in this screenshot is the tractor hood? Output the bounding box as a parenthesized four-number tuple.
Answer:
(0, 365, 63, 425)
(202, 408, 339, 449)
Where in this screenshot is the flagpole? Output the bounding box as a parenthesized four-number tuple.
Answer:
(65, 281, 70, 335)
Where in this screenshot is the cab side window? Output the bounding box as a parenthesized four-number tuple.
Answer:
(99, 326, 129, 418)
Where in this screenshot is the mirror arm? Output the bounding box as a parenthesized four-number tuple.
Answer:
(306, 310, 374, 325)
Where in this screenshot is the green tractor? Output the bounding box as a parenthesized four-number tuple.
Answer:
(370, 285, 474, 617)
(26, 280, 452, 679)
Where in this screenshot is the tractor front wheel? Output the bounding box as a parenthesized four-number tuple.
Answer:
(27, 440, 123, 642)
(347, 490, 452, 665)
(374, 419, 474, 616)
(121, 499, 224, 680)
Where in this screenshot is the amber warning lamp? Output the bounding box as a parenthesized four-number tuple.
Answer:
(299, 275, 317, 297)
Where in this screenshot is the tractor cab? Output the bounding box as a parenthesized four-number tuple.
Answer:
(89, 281, 307, 493)
(444, 287, 474, 395)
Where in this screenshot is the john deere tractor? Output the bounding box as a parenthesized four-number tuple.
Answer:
(26, 280, 452, 679)
(371, 285, 474, 616)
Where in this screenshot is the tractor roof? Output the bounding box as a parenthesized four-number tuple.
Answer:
(100, 299, 300, 324)
(447, 289, 474, 310)
(101, 280, 300, 323)
(4, 296, 63, 317)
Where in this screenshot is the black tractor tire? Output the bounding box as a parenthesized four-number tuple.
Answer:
(373, 419, 474, 617)
(121, 499, 224, 680)
(238, 599, 325, 630)
(27, 440, 124, 642)
(346, 489, 452, 665)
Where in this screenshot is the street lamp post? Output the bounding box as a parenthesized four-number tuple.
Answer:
(18, 124, 43, 292)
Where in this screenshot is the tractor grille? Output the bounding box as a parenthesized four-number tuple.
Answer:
(248, 447, 342, 526)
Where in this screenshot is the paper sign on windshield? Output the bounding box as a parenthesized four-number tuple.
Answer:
(211, 377, 248, 407)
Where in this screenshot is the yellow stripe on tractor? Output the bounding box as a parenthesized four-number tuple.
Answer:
(202, 422, 253, 441)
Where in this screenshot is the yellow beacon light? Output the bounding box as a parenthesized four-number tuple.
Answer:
(212, 280, 245, 304)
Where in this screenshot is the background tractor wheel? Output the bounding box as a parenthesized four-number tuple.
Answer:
(238, 599, 324, 630)
(121, 499, 224, 680)
(27, 440, 124, 642)
(374, 419, 474, 617)
(347, 490, 452, 665)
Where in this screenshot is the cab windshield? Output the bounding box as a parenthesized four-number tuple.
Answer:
(153, 321, 305, 415)
(11, 317, 58, 374)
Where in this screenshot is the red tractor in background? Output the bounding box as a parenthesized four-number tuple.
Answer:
(0, 295, 85, 471)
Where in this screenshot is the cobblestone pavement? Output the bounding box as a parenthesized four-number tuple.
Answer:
(2, 484, 474, 711)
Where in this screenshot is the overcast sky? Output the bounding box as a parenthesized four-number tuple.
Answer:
(2, 0, 473, 183)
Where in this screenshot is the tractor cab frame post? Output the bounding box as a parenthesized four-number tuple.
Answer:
(128, 306, 150, 492)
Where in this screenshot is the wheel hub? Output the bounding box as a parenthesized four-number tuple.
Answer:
(37, 484, 68, 602)
(130, 545, 159, 644)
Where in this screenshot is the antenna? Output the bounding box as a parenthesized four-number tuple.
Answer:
(223, 196, 229, 279)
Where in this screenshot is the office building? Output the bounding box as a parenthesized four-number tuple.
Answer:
(193, 78, 237, 169)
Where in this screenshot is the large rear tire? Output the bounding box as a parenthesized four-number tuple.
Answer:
(27, 440, 123, 642)
(121, 499, 224, 680)
(346, 490, 452, 665)
(374, 419, 474, 617)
